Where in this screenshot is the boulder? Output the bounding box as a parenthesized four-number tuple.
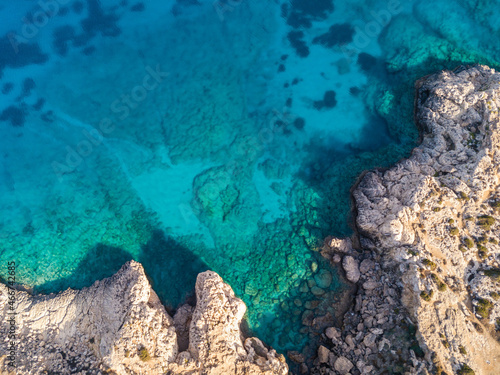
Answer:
(343, 256, 360, 283)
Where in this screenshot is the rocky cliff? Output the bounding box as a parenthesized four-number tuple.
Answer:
(0, 261, 288, 374)
(317, 65, 500, 375)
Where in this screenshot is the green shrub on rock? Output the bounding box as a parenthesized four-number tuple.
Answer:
(475, 298, 493, 319)
(477, 215, 495, 230)
(464, 238, 474, 248)
(138, 347, 151, 361)
(484, 268, 500, 281)
(458, 192, 470, 201)
(458, 364, 475, 374)
(422, 258, 437, 270)
(477, 245, 488, 259)
(450, 227, 459, 236)
(420, 290, 434, 302)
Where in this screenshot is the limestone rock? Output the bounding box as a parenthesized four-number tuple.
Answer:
(334, 356, 354, 374)
(342, 256, 360, 283)
(0, 261, 287, 375)
(317, 345, 330, 363)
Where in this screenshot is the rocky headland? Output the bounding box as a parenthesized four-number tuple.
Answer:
(2, 65, 500, 375)
(316, 65, 500, 375)
(0, 261, 287, 374)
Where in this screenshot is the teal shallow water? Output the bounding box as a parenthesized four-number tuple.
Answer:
(1, 0, 500, 355)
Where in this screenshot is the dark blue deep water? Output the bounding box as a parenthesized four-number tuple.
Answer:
(1, 0, 499, 355)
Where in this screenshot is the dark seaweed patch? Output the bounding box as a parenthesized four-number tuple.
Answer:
(314, 90, 337, 110)
(294, 117, 305, 130)
(349, 86, 361, 96)
(33, 98, 45, 111)
(82, 46, 96, 56)
(312, 23, 354, 48)
(58, 6, 70, 16)
(357, 52, 377, 72)
(287, 0, 334, 29)
(72, 1, 84, 14)
(2, 82, 13, 95)
(41, 110, 55, 123)
(22, 78, 36, 97)
(131, 3, 145, 12)
(1, 106, 26, 127)
(287, 31, 309, 58)
(0, 35, 48, 78)
(53, 26, 76, 56)
(81, 0, 121, 38)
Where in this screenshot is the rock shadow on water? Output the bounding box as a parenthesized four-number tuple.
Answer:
(35, 230, 209, 314)
(138, 229, 209, 312)
(35, 243, 134, 294)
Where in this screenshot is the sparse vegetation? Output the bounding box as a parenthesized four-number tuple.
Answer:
(450, 227, 459, 236)
(477, 245, 488, 259)
(430, 273, 447, 291)
(484, 268, 500, 281)
(459, 345, 467, 355)
(458, 192, 470, 201)
(433, 207, 441, 212)
(420, 289, 434, 302)
(477, 236, 487, 244)
(448, 218, 454, 224)
(407, 249, 418, 256)
(422, 258, 437, 271)
(464, 238, 474, 248)
(442, 340, 450, 348)
(490, 291, 500, 300)
(477, 215, 495, 230)
(475, 298, 493, 319)
(459, 245, 467, 252)
(489, 237, 498, 244)
(489, 200, 500, 209)
(457, 364, 475, 375)
(138, 347, 151, 361)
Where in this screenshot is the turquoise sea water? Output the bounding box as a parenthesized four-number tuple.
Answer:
(1, 0, 500, 356)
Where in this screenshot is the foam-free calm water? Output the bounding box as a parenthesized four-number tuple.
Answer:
(1, 0, 499, 354)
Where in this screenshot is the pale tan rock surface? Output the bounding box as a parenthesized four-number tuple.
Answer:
(355, 65, 500, 375)
(317, 65, 500, 375)
(0, 261, 287, 375)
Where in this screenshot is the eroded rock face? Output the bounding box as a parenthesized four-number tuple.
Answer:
(355, 65, 500, 375)
(316, 66, 500, 375)
(0, 261, 287, 375)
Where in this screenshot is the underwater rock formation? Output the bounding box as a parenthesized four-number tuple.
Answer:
(0, 261, 287, 374)
(316, 65, 500, 374)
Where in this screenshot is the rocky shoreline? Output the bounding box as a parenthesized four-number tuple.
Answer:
(311, 65, 500, 375)
(2, 65, 500, 374)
